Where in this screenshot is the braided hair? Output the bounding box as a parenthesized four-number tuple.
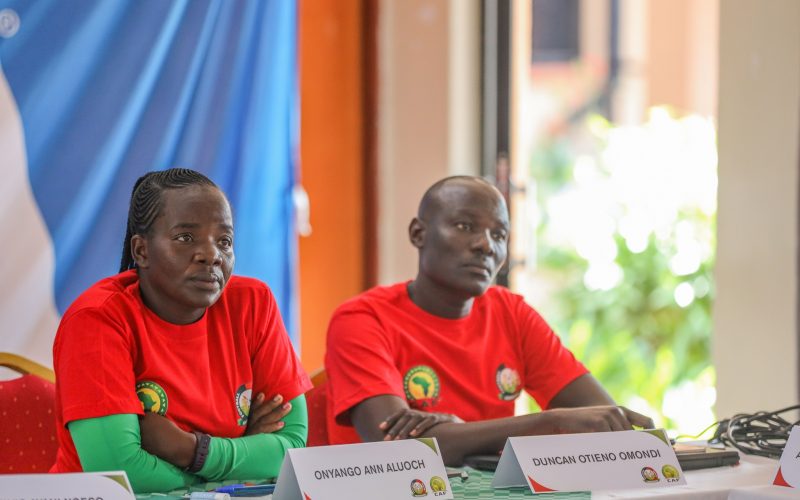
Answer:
(119, 168, 217, 272)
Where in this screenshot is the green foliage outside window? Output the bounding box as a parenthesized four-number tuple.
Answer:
(527, 109, 717, 434)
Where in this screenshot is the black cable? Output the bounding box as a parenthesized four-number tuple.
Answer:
(707, 404, 800, 459)
(673, 420, 720, 442)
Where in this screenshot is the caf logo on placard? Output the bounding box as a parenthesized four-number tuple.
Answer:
(430, 476, 447, 496)
(662, 464, 680, 482)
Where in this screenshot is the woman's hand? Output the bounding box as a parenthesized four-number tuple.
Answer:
(379, 409, 464, 440)
(139, 412, 196, 469)
(244, 393, 293, 435)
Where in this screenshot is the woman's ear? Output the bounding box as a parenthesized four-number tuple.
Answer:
(408, 217, 426, 249)
(130, 234, 149, 269)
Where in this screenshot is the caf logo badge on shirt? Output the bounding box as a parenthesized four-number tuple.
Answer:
(136, 380, 168, 416)
(403, 365, 440, 409)
(495, 364, 521, 400)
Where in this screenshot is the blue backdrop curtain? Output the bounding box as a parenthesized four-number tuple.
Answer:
(0, 0, 300, 362)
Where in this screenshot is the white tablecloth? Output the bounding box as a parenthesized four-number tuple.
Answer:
(594, 454, 794, 499)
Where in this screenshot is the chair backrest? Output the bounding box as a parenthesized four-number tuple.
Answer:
(0, 353, 58, 473)
(0, 352, 55, 383)
(305, 367, 329, 447)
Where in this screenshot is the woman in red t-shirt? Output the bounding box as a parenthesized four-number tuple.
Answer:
(50, 168, 311, 493)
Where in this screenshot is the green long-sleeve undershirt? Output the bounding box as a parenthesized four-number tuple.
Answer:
(69, 395, 307, 493)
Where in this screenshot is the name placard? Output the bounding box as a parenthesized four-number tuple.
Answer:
(273, 438, 453, 500)
(0, 471, 134, 499)
(492, 429, 686, 493)
(774, 425, 800, 487)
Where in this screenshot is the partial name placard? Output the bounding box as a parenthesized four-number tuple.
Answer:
(492, 429, 686, 493)
(0, 471, 134, 499)
(774, 425, 800, 487)
(273, 438, 453, 500)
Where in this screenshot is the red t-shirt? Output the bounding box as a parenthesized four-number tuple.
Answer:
(51, 270, 311, 472)
(324, 282, 588, 444)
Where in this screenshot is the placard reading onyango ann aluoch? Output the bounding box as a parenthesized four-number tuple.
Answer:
(273, 437, 453, 500)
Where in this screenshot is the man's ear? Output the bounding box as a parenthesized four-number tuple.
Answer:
(408, 217, 426, 249)
(130, 234, 149, 269)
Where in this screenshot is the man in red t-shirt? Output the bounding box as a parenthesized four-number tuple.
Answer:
(325, 176, 652, 466)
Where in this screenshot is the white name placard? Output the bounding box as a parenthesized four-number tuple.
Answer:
(774, 425, 800, 487)
(0, 471, 134, 499)
(273, 438, 453, 500)
(492, 429, 686, 493)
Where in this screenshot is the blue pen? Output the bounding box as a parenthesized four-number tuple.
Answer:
(188, 493, 231, 500)
(215, 484, 246, 494)
(232, 485, 276, 497)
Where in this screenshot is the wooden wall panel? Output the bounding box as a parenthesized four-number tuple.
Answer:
(298, 0, 365, 372)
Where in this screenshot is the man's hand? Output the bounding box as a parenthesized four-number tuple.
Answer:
(245, 393, 293, 435)
(539, 405, 654, 434)
(139, 412, 196, 469)
(379, 409, 464, 440)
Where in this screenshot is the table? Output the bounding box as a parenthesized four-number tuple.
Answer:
(138, 455, 790, 499)
(137, 469, 591, 499)
(594, 454, 782, 499)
